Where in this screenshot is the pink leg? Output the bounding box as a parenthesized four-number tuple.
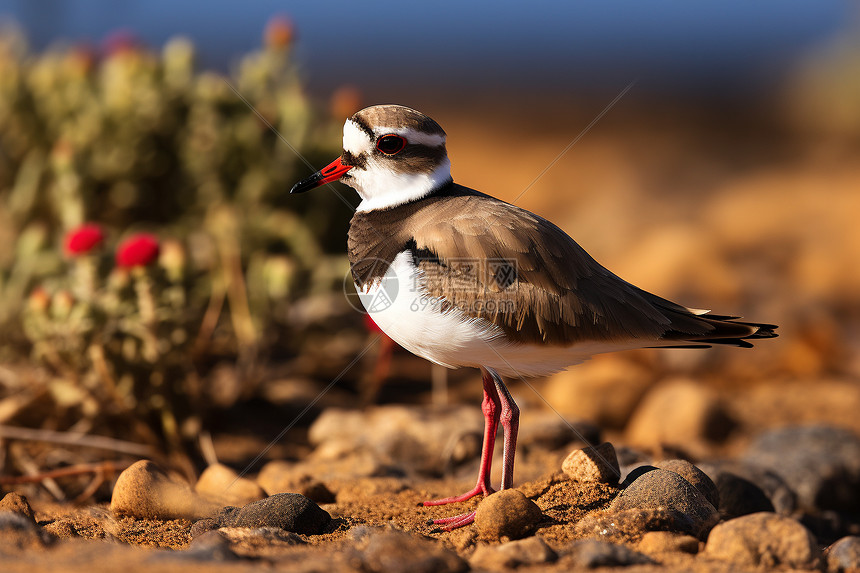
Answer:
(422, 368, 500, 507)
(491, 368, 520, 490)
(424, 368, 520, 532)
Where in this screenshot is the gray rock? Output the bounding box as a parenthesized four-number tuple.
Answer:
(309, 405, 483, 477)
(562, 442, 620, 484)
(0, 493, 35, 523)
(178, 530, 239, 561)
(637, 531, 699, 555)
(216, 493, 331, 535)
(826, 536, 860, 573)
(469, 536, 557, 569)
(0, 512, 50, 550)
(354, 527, 468, 573)
(697, 464, 774, 519)
(612, 468, 720, 538)
(574, 508, 692, 542)
(704, 512, 820, 568)
(564, 539, 653, 568)
(698, 460, 796, 515)
(475, 489, 543, 541)
(743, 425, 860, 512)
(110, 459, 220, 521)
(652, 459, 719, 509)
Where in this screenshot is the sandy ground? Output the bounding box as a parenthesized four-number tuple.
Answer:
(2, 98, 860, 571)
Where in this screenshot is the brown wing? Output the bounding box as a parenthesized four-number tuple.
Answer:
(348, 184, 777, 347)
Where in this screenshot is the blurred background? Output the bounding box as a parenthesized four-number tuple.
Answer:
(0, 1, 859, 501)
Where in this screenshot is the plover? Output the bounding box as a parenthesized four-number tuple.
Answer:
(291, 104, 777, 530)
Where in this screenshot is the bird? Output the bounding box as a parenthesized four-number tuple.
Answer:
(290, 104, 777, 530)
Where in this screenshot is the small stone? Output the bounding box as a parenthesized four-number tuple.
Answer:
(475, 489, 543, 541)
(564, 539, 653, 568)
(698, 461, 796, 515)
(626, 378, 734, 450)
(299, 480, 336, 504)
(638, 531, 699, 555)
(517, 411, 601, 450)
(354, 527, 468, 573)
(743, 425, 860, 512)
(469, 536, 557, 569)
(562, 442, 620, 484)
(574, 507, 692, 542)
(256, 460, 297, 494)
(0, 512, 48, 550)
(194, 463, 267, 506)
(542, 358, 653, 428)
(217, 493, 331, 535)
(652, 459, 720, 509)
(309, 405, 483, 477)
(826, 536, 860, 573)
(190, 518, 219, 538)
(704, 512, 820, 568)
(612, 468, 720, 539)
(180, 530, 239, 561)
(696, 464, 775, 519)
(0, 493, 35, 523)
(110, 460, 220, 520)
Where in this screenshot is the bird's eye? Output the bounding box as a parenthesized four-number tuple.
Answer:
(376, 134, 407, 155)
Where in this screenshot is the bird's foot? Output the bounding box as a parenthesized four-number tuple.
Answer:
(428, 511, 476, 532)
(420, 483, 494, 507)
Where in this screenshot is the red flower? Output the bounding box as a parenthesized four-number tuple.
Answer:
(264, 16, 295, 50)
(116, 234, 160, 268)
(65, 223, 105, 256)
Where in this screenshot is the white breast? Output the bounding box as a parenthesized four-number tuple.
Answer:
(357, 252, 643, 378)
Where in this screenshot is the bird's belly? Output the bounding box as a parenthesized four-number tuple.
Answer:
(356, 251, 637, 378)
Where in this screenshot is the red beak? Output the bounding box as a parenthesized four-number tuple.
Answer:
(290, 157, 353, 194)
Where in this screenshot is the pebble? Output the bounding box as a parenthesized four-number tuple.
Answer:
(637, 531, 700, 555)
(625, 378, 734, 450)
(517, 411, 601, 450)
(542, 358, 652, 428)
(469, 536, 557, 569)
(215, 493, 331, 535)
(256, 461, 338, 503)
(696, 463, 775, 519)
(612, 468, 720, 539)
(353, 526, 468, 573)
(194, 463, 267, 506)
(308, 405, 483, 477)
(110, 459, 220, 520)
(0, 492, 36, 523)
(574, 508, 689, 541)
(704, 512, 820, 568)
(564, 539, 653, 568)
(0, 512, 49, 551)
(652, 459, 720, 509)
(826, 536, 860, 573)
(177, 530, 239, 561)
(743, 425, 860, 512)
(562, 442, 620, 484)
(475, 489, 543, 541)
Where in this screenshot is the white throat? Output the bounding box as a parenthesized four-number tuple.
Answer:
(341, 119, 452, 212)
(350, 158, 452, 212)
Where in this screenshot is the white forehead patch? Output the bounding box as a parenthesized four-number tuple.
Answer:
(343, 119, 372, 155)
(374, 127, 446, 148)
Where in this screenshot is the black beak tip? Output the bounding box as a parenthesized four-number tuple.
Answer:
(290, 172, 323, 194)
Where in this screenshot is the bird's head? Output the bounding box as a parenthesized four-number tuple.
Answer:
(290, 105, 452, 211)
